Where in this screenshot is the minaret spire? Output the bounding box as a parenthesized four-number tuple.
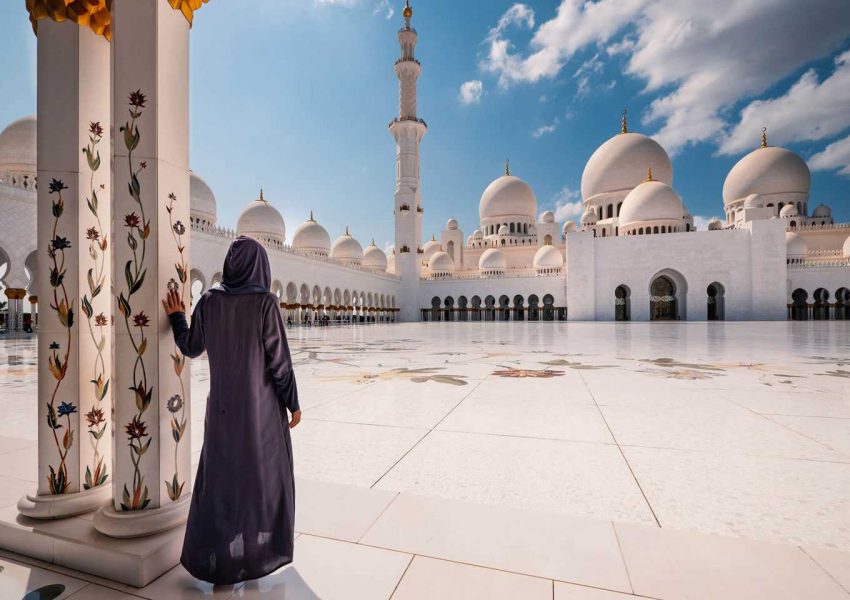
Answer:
(505, 159, 510, 176)
(621, 109, 628, 134)
(761, 127, 768, 148)
(403, 0, 412, 29)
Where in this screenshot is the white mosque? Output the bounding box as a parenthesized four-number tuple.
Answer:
(1, 2, 849, 330)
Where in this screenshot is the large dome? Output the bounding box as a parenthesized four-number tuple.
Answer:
(0, 115, 36, 175)
(479, 248, 507, 273)
(362, 240, 388, 273)
(236, 190, 286, 244)
(618, 180, 684, 228)
(723, 146, 810, 208)
(581, 132, 672, 202)
(189, 172, 217, 226)
(479, 175, 537, 221)
(292, 213, 331, 256)
(533, 245, 563, 270)
(786, 231, 807, 260)
(428, 251, 454, 273)
(422, 236, 442, 260)
(330, 228, 364, 265)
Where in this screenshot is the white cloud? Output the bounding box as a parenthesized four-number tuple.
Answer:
(810, 135, 850, 176)
(315, 0, 359, 5)
(552, 186, 583, 222)
(691, 215, 718, 231)
(459, 80, 484, 105)
(478, 0, 850, 154)
(720, 50, 850, 155)
(532, 118, 559, 138)
(372, 0, 394, 19)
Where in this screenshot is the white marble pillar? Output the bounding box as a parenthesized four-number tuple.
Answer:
(19, 19, 112, 519)
(93, 0, 192, 538)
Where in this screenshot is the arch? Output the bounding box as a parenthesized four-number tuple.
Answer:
(444, 296, 455, 321)
(24, 250, 38, 295)
(707, 282, 725, 321)
(512, 294, 525, 321)
(312, 285, 322, 305)
(430, 295, 441, 322)
(498, 295, 510, 321)
(210, 271, 223, 288)
(834, 287, 850, 320)
(813, 288, 830, 321)
(607, 204, 613, 219)
(542, 294, 555, 321)
(649, 269, 687, 320)
(615, 285, 630, 321)
(270, 279, 283, 301)
(286, 282, 298, 303)
(527, 294, 540, 321)
(484, 295, 496, 321)
(299, 283, 310, 304)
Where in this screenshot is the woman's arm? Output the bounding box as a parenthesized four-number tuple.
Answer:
(261, 294, 301, 426)
(162, 289, 206, 359)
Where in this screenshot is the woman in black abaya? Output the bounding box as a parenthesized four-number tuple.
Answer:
(162, 235, 301, 585)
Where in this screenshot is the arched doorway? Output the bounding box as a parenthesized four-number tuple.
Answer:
(813, 288, 829, 320)
(707, 282, 725, 321)
(498, 295, 510, 321)
(430, 296, 441, 322)
(513, 295, 524, 321)
(835, 288, 850, 320)
(484, 295, 496, 321)
(790, 288, 808, 320)
(650, 275, 678, 320)
(528, 294, 540, 321)
(615, 285, 630, 321)
(444, 296, 455, 322)
(458, 295, 468, 321)
(542, 294, 555, 321)
(471, 295, 482, 321)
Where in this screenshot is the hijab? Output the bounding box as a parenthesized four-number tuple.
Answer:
(214, 236, 271, 295)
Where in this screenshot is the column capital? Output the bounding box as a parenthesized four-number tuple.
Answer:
(26, 0, 113, 40)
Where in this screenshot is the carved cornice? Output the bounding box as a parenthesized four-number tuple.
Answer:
(26, 0, 209, 41)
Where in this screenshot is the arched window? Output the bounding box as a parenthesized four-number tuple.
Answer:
(813, 288, 830, 320)
(615, 285, 630, 321)
(790, 288, 808, 320)
(510, 223, 515, 234)
(707, 283, 725, 321)
(650, 275, 678, 320)
(607, 204, 613, 219)
(544, 234, 552, 244)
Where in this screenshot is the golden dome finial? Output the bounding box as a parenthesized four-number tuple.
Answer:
(761, 127, 768, 148)
(431, 233, 436, 241)
(505, 158, 511, 176)
(309, 210, 314, 221)
(345, 225, 350, 236)
(259, 188, 265, 202)
(645, 166, 653, 182)
(403, 1, 412, 27)
(621, 108, 628, 134)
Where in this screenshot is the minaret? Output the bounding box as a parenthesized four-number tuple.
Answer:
(390, 0, 427, 321)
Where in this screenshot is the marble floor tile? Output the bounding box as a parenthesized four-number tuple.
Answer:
(0, 445, 38, 482)
(375, 430, 656, 523)
(360, 492, 633, 592)
(725, 389, 850, 418)
(0, 435, 35, 455)
(231, 534, 411, 600)
(615, 522, 850, 600)
(554, 581, 646, 599)
(0, 474, 34, 509)
(771, 414, 850, 458)
(0, 555, 90, 598)
(622, 444, 850, 549)
(291, 420, 427, 487)
(131, 564, 237, 599)
(294, 477, 397, 542)
(601, 402, 845, 461)
(804, 546, 850, 593)
(391, 556, 553, 600)
(66, 584, 143, 599)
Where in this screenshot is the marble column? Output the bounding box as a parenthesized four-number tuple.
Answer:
(19, 19, 113, 519)
(4, 288, 26, 333)
(93, 0, 192, 538)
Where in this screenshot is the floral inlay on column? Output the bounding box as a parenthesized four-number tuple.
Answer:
(81, 121, 109, 490)
(46, 178, 75, 495)
(165, 191, 187, 501)
(116, 90, 153, 511)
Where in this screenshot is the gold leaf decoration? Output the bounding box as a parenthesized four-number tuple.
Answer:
(26, 0, 113, 41)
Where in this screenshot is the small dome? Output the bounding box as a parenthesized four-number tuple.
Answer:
(743, 193, 762, 209)
(330, 228, 364, 264)
(779, 203, 799, 218)
(498, 224, 509, 236)
(708, 218, 723, 231)
(190, 172, 217, 225)
(582, 131, 672, 202)
(812, 203, 831, 218)
(723, 146, 810, 207)
(363, 241, 388, 272)
(428, 251, 454, 273)
(581, 207, 598, 225)
(472, 229, 483, 239)
(786, 231, 807, 259)
(466, 235, 474, 245)
(479, 248, 507, 273)
(479, 175, 537, 221)
(539, 210, 555, 224)
(618, 180, 684, 227)
(562, 221, 577, 234)
(236, 190, 286, 244)
(292, 213, 331, 256)
(533, 245, 563, 270)
(843, 235, 850, 259)
(446, 218, 459, 230)
(422, 236, 442, 260)
(0, 115, 36, 175)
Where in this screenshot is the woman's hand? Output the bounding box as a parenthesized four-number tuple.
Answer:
(161, 289, 186, 316)
(289, 410, 301, 429)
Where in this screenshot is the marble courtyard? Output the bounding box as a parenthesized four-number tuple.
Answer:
(1, 322, 850, 598)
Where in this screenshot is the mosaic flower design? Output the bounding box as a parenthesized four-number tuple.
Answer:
(57, 402, 77, 417)
(167, 394, 184, 414)
(491, 368, 565, 378)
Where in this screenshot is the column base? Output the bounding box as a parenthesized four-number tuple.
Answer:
(93, 495, 191, 539)
(17, 484, 111, 520)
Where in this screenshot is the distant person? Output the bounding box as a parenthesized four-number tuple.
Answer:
(162, 236, 300, 585)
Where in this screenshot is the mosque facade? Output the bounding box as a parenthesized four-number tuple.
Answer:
(1, 3, 849, 331)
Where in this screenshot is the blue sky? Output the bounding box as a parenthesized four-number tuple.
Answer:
(2, 0, 850, 248)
